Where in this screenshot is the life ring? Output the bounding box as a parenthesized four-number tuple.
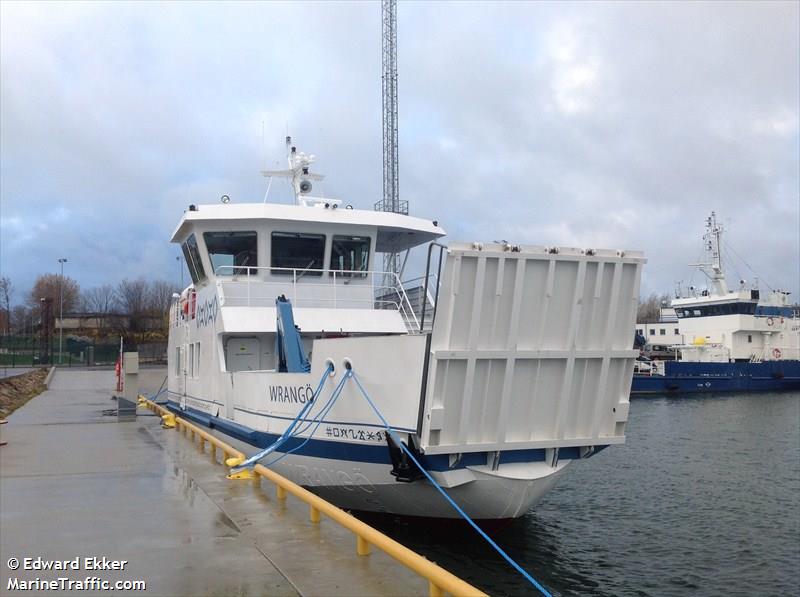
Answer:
(773, 348, 782, 359)
(767, 317, 774, 326)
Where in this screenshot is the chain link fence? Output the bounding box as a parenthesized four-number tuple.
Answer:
(0, 335, 166, 367)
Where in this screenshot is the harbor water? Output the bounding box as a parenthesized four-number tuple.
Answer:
(364, 392, 800, 596)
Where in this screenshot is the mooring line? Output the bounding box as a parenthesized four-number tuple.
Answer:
(349, 370, 553, 597)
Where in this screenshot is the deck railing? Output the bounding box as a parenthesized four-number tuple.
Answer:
(213, 265, 420, 332)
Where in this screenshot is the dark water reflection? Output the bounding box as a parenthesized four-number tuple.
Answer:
(358, 392, 800, 596)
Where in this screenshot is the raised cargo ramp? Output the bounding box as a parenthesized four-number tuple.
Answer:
(419, 243, 645, 454)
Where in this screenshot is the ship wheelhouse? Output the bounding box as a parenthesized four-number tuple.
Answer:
(169, 202, 445, 374)
(671, 283, 797, 363)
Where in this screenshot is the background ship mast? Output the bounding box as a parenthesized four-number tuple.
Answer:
(693, 211, 729, 295)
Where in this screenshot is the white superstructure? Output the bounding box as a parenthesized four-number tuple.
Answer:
(166, 140, 645, 519)
(669, 212, 799, 363)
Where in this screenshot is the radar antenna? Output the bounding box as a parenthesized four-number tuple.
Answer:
(262, 136, 326, 206)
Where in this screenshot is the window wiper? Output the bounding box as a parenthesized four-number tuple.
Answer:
(295, 260, 317, 281)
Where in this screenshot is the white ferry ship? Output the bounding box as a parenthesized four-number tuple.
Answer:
(632, 212, 800, 394)
(165, 138, 644, 519)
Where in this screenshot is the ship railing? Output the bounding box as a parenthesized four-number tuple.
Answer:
(214, 265, 420, 333)
(417, 242, 448, 333)
(633, 360, 666, 376)
(401, 274, 438, 311)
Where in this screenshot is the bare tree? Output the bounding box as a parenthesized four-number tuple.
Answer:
(146, 280, 178, 316)
(82, 285, 117, 313)
(81, 284, 117, 333)
(115, 278, 149, 331)
(10, 305, 31, 334)
(145, 280, 179, 335)
(27, 274, 80, 312)
(0, 276, 11, 335)
(27, 274, 80, 326)
(637, 293, 670, 323)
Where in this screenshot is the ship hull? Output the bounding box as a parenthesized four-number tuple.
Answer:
(631, 360, 800, 395)
(166, 400, 578, 519)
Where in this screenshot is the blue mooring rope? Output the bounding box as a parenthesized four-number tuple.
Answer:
(149, 363, 553, 595)
(232, 363, 334, 470)
(263, 370, 353, 468)
(349, 371, 553, 597)
(150, 386, 169, 403)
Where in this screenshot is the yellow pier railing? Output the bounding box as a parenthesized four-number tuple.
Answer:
(139, 397, 486, 597)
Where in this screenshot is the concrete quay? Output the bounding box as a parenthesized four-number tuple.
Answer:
(0, 368, 431, 596)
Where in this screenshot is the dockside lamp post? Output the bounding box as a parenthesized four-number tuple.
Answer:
(58, 258, 67, 364)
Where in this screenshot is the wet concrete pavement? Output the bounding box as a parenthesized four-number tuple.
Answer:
(0, 369, 426, 596)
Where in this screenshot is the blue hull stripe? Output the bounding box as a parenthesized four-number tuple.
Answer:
(165, 401, 604, 471)
(632, 360, 800, 394)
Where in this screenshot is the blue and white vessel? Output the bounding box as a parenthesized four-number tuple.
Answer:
(632, 212, 800, 395)
(165, 138, 645, 519)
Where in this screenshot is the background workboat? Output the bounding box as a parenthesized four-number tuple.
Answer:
(165, 139, 645, 519)
(632, 212, 800, 395)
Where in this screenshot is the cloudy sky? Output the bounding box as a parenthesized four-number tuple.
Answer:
(1, 1, 798, 304)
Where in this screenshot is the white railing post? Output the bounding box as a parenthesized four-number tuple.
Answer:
(293, 269, 297, 305)
(247, 267, 251, 307)
(395, 272, 419, 332)
(333, 270, 337, 309)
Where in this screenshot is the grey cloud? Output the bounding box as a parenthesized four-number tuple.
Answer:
(0, 1, 797, 300)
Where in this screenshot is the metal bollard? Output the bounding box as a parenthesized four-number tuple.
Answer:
(428, 581, 444, 597)
(357, 535, 371, 556)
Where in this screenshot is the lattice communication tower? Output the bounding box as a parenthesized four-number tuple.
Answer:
(375, 0, 406, 279)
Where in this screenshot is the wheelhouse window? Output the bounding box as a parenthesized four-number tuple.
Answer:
(204, 231, 257, 275)
(181, 233, 207, 284)
(330, 235, 370, 276)
(677, 303, 757, 318)
(271, 232, 325, 275)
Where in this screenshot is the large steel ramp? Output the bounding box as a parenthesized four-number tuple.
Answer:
(419, 243, 645, 454)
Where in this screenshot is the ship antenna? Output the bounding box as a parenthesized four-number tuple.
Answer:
(703, 211, 727, 294)
(261, 136, 325, 206)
